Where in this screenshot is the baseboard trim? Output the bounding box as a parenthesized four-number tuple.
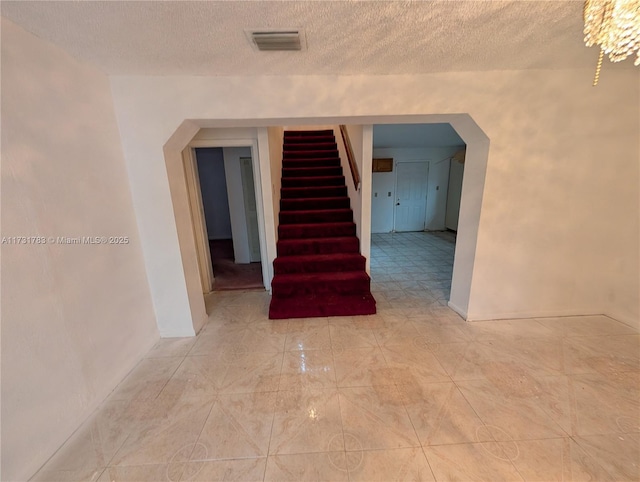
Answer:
(605, 309, 640, 331)
(447, 300, 468, 320)
(159, 328, 196, 338)
(464, 308, 605, 322)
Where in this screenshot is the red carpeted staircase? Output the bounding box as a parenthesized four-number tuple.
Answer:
(269, 129, 376, 319)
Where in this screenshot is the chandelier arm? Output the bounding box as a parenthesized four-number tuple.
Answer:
(593, 48, 605, 86)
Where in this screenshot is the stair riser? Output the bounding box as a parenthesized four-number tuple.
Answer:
(280, 198, 350, 211)
(277, 238, 359, 256)
(283, 158, 341, 168)
(284, 142, 337, 151)
(278, 223, 356, 239)
(283, 150, 339, 159)
(274, 257, 365, 274)
(284, 129, 334, 138)
(279, 210, 353, 224)
(269, 300, 377, 319)
(282, 167, 343, 178)
(283, 136, 335, 145)
(272, 278, 371, 297)
(282, 176, 345, 188)
(281, 187, 347, 199)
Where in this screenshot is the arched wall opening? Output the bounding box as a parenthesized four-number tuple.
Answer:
(162, 114, 489, 337)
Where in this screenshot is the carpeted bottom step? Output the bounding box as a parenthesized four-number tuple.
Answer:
(274, 253, 366, 274)
(277, 236, 359, 256)
(272, 271, 371, 297)
(269, 293, 377, 319)
(278, 222, 356, 239)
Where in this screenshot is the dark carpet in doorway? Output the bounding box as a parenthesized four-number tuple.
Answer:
(209, 239, 263, 291)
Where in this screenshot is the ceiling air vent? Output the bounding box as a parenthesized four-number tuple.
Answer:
(249, 30, 303, 51)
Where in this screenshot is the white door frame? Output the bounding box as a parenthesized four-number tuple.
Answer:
(187, 139, 269, 291)
(240, 156, 262, 263)
(183, 146, 214, 293)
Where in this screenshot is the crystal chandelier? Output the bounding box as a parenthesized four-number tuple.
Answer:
(583, 0, 640, 85)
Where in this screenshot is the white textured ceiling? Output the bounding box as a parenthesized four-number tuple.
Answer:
(2, 0, 628, 76)
(374, 123, 464, 148)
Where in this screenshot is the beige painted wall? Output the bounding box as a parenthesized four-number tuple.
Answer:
(110, 69, 639, 330)
(1, 19, 158, 481)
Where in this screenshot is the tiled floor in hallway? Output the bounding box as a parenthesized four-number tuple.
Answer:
(32, 232, 639, 481)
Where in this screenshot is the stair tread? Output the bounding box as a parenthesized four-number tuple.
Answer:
(277, 235, 357, 244)
(274, 252, 364, 262)
(282, 196, 350, 203)
(283, 167, 342, 172)
(278, 222, 356, 239)
(283, 150, 339, 158)
(273, 271, 370, 282)
(281, 198, 350, 211)
(281, 208, 352, 214)
(284, 142, 337, 148)
(280, 208, 351, 214)
(281, 186, 346, 193)
(283, 156, 340, 161)
(279, 221, 355, 228)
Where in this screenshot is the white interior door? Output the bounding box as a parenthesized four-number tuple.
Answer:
(394, 162, 429, 232)
(240, 157, 261, 262)
(425, 158, 451, 231)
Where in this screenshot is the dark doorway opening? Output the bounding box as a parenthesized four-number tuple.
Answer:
(209, 239, 263, 291)
(195, 147, 264, 291)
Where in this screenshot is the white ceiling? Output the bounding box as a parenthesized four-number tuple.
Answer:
(2, 0, 630, 77)
(373, 123, 464, 148)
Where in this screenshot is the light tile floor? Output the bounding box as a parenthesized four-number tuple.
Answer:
(32, 232, 639, 481)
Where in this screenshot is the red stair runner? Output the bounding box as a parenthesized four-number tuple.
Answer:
(269, 129, 376, 319)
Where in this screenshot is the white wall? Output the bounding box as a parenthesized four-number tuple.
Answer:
(371, 170, 396, 233)
(425, 158, 451, 231)
(223, 146, 253, 263)
(109, 68, 639, 333)
(371, 147, 460, 233)
(360, 125, 374, 272)
(195, 148, 232, 240)
(1, 19, 158, 482)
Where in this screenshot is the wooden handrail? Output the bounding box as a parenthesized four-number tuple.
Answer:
(339, 125, 361, 190)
